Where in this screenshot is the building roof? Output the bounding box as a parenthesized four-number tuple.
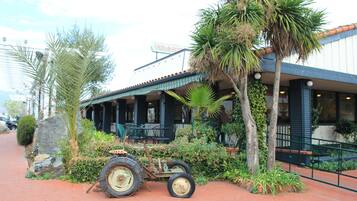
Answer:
(257, 23, 357, 56)
(82, 23, 357, 106)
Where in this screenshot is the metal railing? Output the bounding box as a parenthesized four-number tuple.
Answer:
(126, 124, 173, 143)
(276, 132, 357, 192)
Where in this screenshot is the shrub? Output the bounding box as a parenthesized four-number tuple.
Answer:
(221, 122, 245, 148)
(335, 119, 356, 134)
(194, 122, 216, 143)
(175, 126, 194, 142)
(223, 161, 304, 195)
(16, 115, 36, 146)
(60, 119, 115, 169)
(171, 138, 229, 178)
(68, 157, 109, 182)
(175, 123, 216, 143)
(312, 160, 357, 172)
(335, 119, 357, 143)
(251, 168, 304, 194)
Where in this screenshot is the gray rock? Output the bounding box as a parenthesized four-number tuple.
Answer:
(28, 114, 81, 178)
(32, 115, 68, 155)
(32, 114, 81, 155)
(28, 154, 64, 177)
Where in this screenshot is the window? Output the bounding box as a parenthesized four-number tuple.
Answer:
(266, 86, 289, 123)
(147, 101, 159, 123)
(174, 102, 191, 124)
(111, 105, 116, 122)
(314, 91, 336, 123)
(339, 93, 355, 121)
(126, 104, 134, 123)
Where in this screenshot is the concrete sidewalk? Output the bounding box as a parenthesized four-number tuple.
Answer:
(0, 132, 356, 201)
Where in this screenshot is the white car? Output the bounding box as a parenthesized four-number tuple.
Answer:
(0, 116, 6, 126)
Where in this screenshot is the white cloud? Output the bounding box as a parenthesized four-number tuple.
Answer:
(313, 0, 357, 28)
(0, 27, 45, 93)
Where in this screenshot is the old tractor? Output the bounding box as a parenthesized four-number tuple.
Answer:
(97, 124, 196, 198)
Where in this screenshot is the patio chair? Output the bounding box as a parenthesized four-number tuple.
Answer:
(116, 123, 126, 141)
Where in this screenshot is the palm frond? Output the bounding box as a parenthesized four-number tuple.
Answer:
(166, 91, 190, 107)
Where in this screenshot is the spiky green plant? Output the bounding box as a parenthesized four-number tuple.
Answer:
(47, 27, 108, 158)
(10, 46, 52, 119)
(264, 0, 325, 170)
(166, 84, 231, 122)
(190, 0, 265, 174)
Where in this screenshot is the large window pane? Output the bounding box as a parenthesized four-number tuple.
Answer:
(314, 91, 336, 123)
(126, 104, 134, 123)
(147, 101, 159, 123)
(339, 93, 355, 121)
(266, 86, 289, 123)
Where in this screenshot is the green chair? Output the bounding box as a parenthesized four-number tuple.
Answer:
(116, 123, 126, 141)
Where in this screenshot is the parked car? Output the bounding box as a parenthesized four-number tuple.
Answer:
(0, 116, 7, 127)
(6, 120, 17, 130)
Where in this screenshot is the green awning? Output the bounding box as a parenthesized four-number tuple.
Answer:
(81, 73, 204, 107)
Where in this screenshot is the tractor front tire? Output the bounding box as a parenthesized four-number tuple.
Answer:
(167, 173, 195, 198)
(167, 160, 191, 174)
(99, 157, 143, 197)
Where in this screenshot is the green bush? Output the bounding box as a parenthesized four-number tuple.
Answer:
(335, 119, 356, 134)
(175, 126, 194, 142)
(68, 157, 109, 182)
(335, 119, 357, 143)
(171, 138, 229, 178)
(221, 122, 245, 148)
(312, 160, 357, 172)
(175, 123, 216, 143)
(223, 160, 304, 194)
(60, 119, 115, 169)
(16, 115, 36, 146)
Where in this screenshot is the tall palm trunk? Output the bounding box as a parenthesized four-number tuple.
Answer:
(239, 75, 260, 174)
(226, 73, 260, 174)
(48, 87, 52, 117)
(267, 56, 282, 170)
(38, 87, 42, 120)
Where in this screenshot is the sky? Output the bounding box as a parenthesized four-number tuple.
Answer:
(0, 0, 357, 97)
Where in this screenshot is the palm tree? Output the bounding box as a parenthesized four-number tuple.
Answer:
(47, 27, 108, 158)
(264, 0, 325, 170)
(10, 46, 51, 120)
(190, 0, 265, 174)
(166, 84, 231, 122)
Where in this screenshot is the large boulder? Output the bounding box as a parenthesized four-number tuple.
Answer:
(27, 154, 64, 177)
(28, 114, 81, 177)
(32, 115, 69, 155)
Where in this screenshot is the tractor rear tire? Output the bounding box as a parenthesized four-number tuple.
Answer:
(167, 173, 195, 198)
(99, 157, 143, 197)
(110, 154, 145, 180)
(167, 160, 191, 174)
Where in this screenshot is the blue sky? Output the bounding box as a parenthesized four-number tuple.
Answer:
(0, 0, 357, 96)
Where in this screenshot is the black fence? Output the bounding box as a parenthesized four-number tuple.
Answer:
(276, 131, 357, 192)
(125, 124, 173, 143)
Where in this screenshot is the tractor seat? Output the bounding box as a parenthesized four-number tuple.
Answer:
(109, 149, 127, 155)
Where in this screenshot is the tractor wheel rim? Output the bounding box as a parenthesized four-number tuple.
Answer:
(171, 165, 186, 173)
(172, 177, 191, 196)
(107, 166, 134, 192)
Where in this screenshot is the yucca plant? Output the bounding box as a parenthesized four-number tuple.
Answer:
(264, 0, 325, 170)
(190, 0, 265, 174)
(166, 84, 231, 122)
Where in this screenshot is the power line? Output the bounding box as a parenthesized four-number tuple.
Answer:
(0, 43, 47, 51)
